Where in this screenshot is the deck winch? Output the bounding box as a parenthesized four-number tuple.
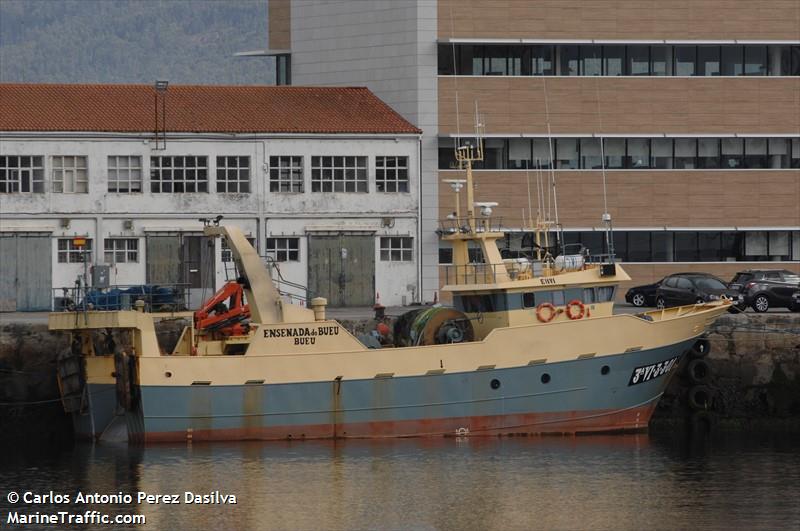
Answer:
(393, 307, 474, 347)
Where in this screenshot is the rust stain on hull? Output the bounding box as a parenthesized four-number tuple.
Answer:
(143, 402, 657, 443)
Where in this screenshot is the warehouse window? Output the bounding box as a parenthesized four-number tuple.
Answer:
(311, 156, 367, 193)
(52, 156, 88, 193)
(380, 237, 413, 262)
(265, 237, 299, 262)
(375, 156, 409, 192)
(0, 155, 44, 193)
(104, 238, 138, 263)
(107, 156, 142, 193)
(216, 156, 250, 193)
(221, 236, 256, 262)
(150, 156, 208, 193)
(58, 238, 92, 263)
(269, 156, 303, 193)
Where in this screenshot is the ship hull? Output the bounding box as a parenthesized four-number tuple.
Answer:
(129, 338, 694, 443)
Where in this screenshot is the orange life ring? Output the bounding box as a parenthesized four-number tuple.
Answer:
(566, 299, 585, 320)
(536, 302, 557, 323)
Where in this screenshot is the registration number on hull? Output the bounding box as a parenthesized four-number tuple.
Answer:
(628, 355, 681, 386)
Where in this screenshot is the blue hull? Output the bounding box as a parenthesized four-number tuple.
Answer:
(127, 339, 694, 442)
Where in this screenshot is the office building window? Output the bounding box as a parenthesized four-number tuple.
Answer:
(721, 138, 744, 169)
(52, 156, 88, 193)
(744, 138, 768, 168)
(532, 45, 554, 75)
(380, 237, 413, 262)
(104, 238, 138, 263)
(791, 138, 800, 168)
(485, 45, 509, 75)
(508, 138, 532, 169)
(375, 156, 409, 192)
(216, 156, 250, 193)
(0, 155, 44, 193)
(674, 46, 696, 76)
(265, 237, 299, 262)
(108, 156, 142, 193)
(674, 139, 697, 169)
(744, 45, 767, 76)
(768, 138, 789, 168)
(650, 45, 672, 76)
(580, 138, 602, 169)
(698, 46, 721, 76)
(604, 46, 625, 76)
(698, 139, 720, 169)
(651, 138, 673, 169)
(604, 138, 625, 169)
(58, 238, 92, 263)
(627, 139, 650, 168)
(532, 139, 553, 169)
(150, 156, 208, 193)
(627, 46, 649, 75)
(560, 45, 580, 75)
(721, 45, 743, 75)
(269, 156, 303, 193)
(580, 45, 601, 76)
(556, 138, 579, 169)
(311, 156, 367, 193)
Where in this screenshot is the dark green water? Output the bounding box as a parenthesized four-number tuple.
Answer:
(1, 432, 799, 530)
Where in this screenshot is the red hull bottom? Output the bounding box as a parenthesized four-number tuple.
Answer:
(141, 402, 659, 443)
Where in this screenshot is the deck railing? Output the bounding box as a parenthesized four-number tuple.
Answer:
(438, 216, 505, 235)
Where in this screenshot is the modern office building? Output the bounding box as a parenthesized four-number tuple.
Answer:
(254, 0, 800, 302)
(0, 84, 421, 310)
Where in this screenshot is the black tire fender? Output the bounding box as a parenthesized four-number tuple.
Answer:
(690, 338, 710, 358)
(688, 385, 712, 411)
(686, 358, 711, 384)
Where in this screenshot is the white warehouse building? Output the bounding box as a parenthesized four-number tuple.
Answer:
(0, 84, 422, 311)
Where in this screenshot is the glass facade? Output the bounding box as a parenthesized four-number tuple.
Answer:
(438, 44, 800, 76)
(439, 137, 800, 170)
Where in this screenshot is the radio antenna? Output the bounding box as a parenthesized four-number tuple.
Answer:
(594, 77, 615, 262)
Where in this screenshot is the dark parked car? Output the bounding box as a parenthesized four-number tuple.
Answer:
(791, 291, 800, 312)
(729, 269, 800, 312)
(625, 279, 663, 307)
(655, 273, 743, 310)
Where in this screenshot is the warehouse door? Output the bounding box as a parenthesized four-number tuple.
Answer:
(0, 233, 52, 311)
(146, 233, 214, 309)
(307, 234, 374, 307)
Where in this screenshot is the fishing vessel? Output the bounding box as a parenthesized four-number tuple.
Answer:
(50, 135, 731, 443)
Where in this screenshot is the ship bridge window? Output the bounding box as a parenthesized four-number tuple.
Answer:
(596, 286, 616, 302)
(551, 290, 566, 306)
(583, 288, 597, 304)
(457, 293, 508, 313)
(564, 288, 583, 303)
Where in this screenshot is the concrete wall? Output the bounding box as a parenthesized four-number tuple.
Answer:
(0, 133, 420, 307)
(289, 0, 441, 303)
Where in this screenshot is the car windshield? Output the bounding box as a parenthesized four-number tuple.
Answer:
(731, 273, 752, 284)
(694, 277, 727, 290)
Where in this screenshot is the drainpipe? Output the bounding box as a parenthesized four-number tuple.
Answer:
(417, 136, 423, 304)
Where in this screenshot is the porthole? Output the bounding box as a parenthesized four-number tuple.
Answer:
(490, 378, 501, 390)
(601, 365, 610, 375)
(541, 373, 551, 384)
(165, 371, 172, 378)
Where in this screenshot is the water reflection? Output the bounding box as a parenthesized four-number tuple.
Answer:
(1, 433, 799, 530)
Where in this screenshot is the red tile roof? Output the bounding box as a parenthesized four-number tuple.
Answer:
(0, 83, 421, 135)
